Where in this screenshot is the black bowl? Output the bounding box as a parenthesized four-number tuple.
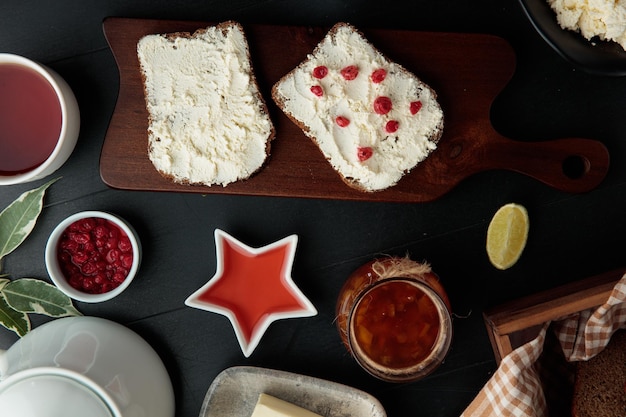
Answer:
(519, 0, 626, 76)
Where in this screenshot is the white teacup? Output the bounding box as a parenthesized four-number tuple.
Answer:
(0, 53, 80, 185)
(0, 316, 175, 417)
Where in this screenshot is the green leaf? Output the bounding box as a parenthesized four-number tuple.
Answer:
(0, 291, 30, 337)
(2, 278, 81, 317)
(0, 178, 59, 263)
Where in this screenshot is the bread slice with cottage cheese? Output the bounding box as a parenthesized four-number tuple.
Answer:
(137, 21, 275, 187)
(271, 22, 444, 192)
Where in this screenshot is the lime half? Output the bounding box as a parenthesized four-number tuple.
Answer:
(486, 203, 529, 270)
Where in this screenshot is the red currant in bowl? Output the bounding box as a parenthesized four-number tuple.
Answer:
(45, 211, 141, 303)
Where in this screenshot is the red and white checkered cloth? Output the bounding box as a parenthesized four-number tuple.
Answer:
(461, 275, 626, 417)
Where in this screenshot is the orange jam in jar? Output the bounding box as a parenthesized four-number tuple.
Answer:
(336, 257, 452, 382)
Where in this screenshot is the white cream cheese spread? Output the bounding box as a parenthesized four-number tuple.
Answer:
(548, 0, 626, 51)
(273, 23, 444, 192)
(137, 22, 273, 186)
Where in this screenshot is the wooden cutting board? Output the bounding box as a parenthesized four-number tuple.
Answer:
(101, 18, 609, 202)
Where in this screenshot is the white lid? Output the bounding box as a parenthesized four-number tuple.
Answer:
(0, 373, 113, 417)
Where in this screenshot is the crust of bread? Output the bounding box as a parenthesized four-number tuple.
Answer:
(271, 22, 443, 193)
(138, 21, 275, 187)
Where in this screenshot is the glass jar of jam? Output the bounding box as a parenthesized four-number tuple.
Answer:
(336, 256, 452, 382)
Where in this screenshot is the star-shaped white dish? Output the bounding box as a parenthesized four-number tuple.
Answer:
(185, 229, 317, 357)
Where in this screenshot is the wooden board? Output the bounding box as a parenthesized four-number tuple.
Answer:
(101, 18, 610, 202)
(483, 268, 625, 364)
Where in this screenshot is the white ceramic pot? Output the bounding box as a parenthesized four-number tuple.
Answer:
(0, 316, 175, 417)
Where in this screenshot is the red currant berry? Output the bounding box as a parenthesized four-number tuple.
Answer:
(335, 116, 350, 127)
(105, 237, 118, 250)
(106, 249, 120, 264)
(357, 146, 374, 162)
(78, 218, 96, 232)
(373, 96, 392, 115)
(113, 273, 126, 284)
(95, 238, 106, 250)
(312, 65, 328, 79)
(371, 68, 387, 83)
(71, 232, 90, 244)
(118, 236, 132, 252)
(385, 120, 399, 133)
(340, 65, 359, 80)
(72, 251, 89, 265)
(108, 226, 119, 239)
(310, 85, 323, 97)
(93, 225, 108, 239)
(410, 101, 422, 115)
(82, 277, 95, 292)
(82, 262, 97, 276)
(60, 239, 79, 252)
(120, 254, 133, 269)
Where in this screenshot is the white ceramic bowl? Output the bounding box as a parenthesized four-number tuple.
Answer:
(45, 211, 141, 303)
(0, 53, 80, 185)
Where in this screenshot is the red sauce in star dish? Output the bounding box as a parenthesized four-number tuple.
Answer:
(196, 240, 304, 341)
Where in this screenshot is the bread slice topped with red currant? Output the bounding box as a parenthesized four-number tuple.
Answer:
(271, 22, 444, 192)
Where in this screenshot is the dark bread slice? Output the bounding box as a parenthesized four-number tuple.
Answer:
(572, 330, 626, 417)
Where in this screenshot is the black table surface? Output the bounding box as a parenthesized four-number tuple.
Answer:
(2, 1, 626, 416)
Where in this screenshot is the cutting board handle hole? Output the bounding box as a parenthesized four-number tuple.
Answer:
(562, 155, 590, 180)
(449, 144, 463, 159)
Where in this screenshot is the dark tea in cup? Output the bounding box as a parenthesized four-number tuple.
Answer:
(0, 54, 79, 185)
(0, 63, 63, 175)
